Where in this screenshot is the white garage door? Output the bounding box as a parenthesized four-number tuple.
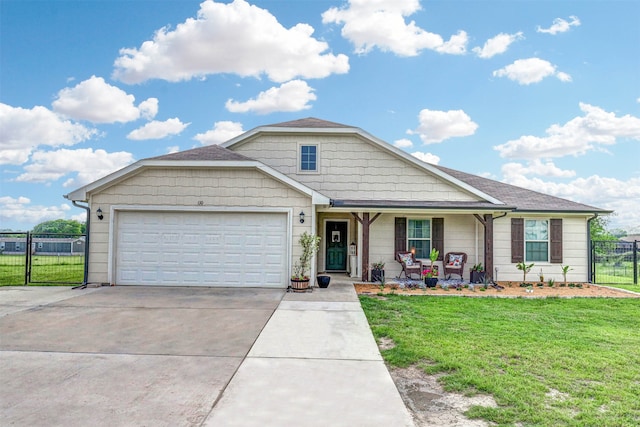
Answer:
(115, 211, 288, 287)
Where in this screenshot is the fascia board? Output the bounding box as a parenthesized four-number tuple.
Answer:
(223, 125, 505, 205)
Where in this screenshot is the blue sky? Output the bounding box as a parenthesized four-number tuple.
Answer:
(1, 0, 639, 232)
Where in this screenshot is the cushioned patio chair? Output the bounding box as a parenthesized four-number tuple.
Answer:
(396, 251, 423, 279)
(444, 252, 467, 280)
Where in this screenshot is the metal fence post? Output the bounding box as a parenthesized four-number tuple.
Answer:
(634, 240, 638, 285)
(24, 232, 31, 285)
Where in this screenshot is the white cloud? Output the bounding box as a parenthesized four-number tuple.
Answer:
(0, 196, 73, 228)
(472, 32, 524, 59)
(127, 118, 189, 140)
(225, 80, 316, 114)
(493, 58, 570, 85)
(138, 98, 159, 120)
(52, 76, 157, 123)
(166, 146, 180, 154)
(494, 103, 640, 159)
(411, 151, 440, 164)
(322, 0, 467, 56)
(394, 138, 413, 148)
(501, 168, 640, 230)
(0, 103, 97, 165)
(15, 148, 134, 189)
(408, 108, 478, 144)
(501, 159, 576, 178)
(193, 121, 244, 145)
(537, 16, 581, 35)
(113, 0, 349, 84)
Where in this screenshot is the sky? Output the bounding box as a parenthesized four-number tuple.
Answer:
(1, 0, 639, 233)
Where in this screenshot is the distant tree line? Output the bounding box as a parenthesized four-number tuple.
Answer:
(0, 219, 86, 237)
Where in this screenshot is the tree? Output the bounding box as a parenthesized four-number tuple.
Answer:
(32, 219, 86, 235)
(590, 216, 617, 242)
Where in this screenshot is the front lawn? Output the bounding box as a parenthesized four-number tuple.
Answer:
(360, 296, 640, 426)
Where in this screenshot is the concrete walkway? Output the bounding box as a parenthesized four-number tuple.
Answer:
(204, 275, 415, 426)
(0, 280, 414, 426)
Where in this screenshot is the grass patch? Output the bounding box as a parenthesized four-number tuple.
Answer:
(360, 296, 640, 426)
(0, 255, 84, 285)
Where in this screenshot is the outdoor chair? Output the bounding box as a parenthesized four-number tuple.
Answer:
(396, 251, 423, 279)
(444, 252, 467, 280)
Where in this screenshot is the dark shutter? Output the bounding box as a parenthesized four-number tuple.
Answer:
(432, 218, 444, 261)
(511, 218, 524, 263)
(550, 218, 563, 263)
(394, 217, 407, 255)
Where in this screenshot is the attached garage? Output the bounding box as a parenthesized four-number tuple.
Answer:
(114, 210, 289, 287)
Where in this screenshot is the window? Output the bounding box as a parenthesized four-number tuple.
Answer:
(300, 145, 317, 172)
(407, 219, 431, 258)
(525, 219, 548, 262)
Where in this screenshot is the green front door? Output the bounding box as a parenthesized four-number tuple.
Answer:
(326, 221, 348, 271)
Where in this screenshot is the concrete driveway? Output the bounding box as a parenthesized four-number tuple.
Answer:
(0, 286, 284, 426)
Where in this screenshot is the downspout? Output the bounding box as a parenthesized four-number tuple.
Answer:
(72, 201, 90, 289)
(587, 213, 598, 284)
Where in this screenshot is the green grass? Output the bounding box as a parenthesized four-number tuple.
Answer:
(593, 262, 637, 285)
(360, 296, 640, 427)
(0, 255, 84, 285)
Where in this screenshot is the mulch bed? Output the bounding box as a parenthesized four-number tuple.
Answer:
(355, 281, 640, 298)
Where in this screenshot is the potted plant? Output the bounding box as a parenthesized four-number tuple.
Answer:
(422, 266, 438, 287)
(470, 263, 485, 283)
(291, 232, 321, 292)
(371, 260, 385, 283)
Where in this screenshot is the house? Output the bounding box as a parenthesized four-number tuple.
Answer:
(64, 118, 609, 287)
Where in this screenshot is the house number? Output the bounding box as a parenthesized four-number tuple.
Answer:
(197, 201, 204, 206)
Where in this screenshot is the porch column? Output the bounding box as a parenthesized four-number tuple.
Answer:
(474, 213, 494, 281)
(352, 212, 381, 282)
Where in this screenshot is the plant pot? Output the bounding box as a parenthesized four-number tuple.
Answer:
(317, 275, 331, 288)
(425, 277, 438, 288)
(290, 278, 310, 292)
(470, 270, 485, 284)
(371, 268, 384, 283)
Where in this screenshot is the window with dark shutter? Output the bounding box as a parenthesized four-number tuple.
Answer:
(511, 218, 524, 263)
(550, 218, 563, 263)
(394, 217, 407, 255)
(432, 218, 444, 261)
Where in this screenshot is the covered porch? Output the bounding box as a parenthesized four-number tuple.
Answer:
(315, 204, 512, 283)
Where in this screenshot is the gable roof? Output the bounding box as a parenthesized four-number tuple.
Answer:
(223, 117, 608, 214)
(223, 118, 504, 205)
(64, 144, 330, 204)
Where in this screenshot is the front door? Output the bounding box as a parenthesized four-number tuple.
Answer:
(326, 221, 348, 271)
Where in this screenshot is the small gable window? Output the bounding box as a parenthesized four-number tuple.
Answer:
(300, 145, 317, 172)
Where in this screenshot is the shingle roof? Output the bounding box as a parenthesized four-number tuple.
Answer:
(266, 117, 352, 128)
(431, 164, 608, 213)
(149, 144, 251, 161)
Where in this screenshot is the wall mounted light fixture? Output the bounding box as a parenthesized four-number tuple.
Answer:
(96, 207, 104, 220)
(299, 211, 305, 224)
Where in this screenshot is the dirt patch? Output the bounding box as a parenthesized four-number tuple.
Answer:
(389, 365, 497, 427)
(355, 283, 640, 298)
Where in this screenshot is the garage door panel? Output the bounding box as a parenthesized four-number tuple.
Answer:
(116, 211, 288, 287)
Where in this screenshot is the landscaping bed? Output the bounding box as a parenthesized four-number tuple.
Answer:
(354, 281, 640, 298)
